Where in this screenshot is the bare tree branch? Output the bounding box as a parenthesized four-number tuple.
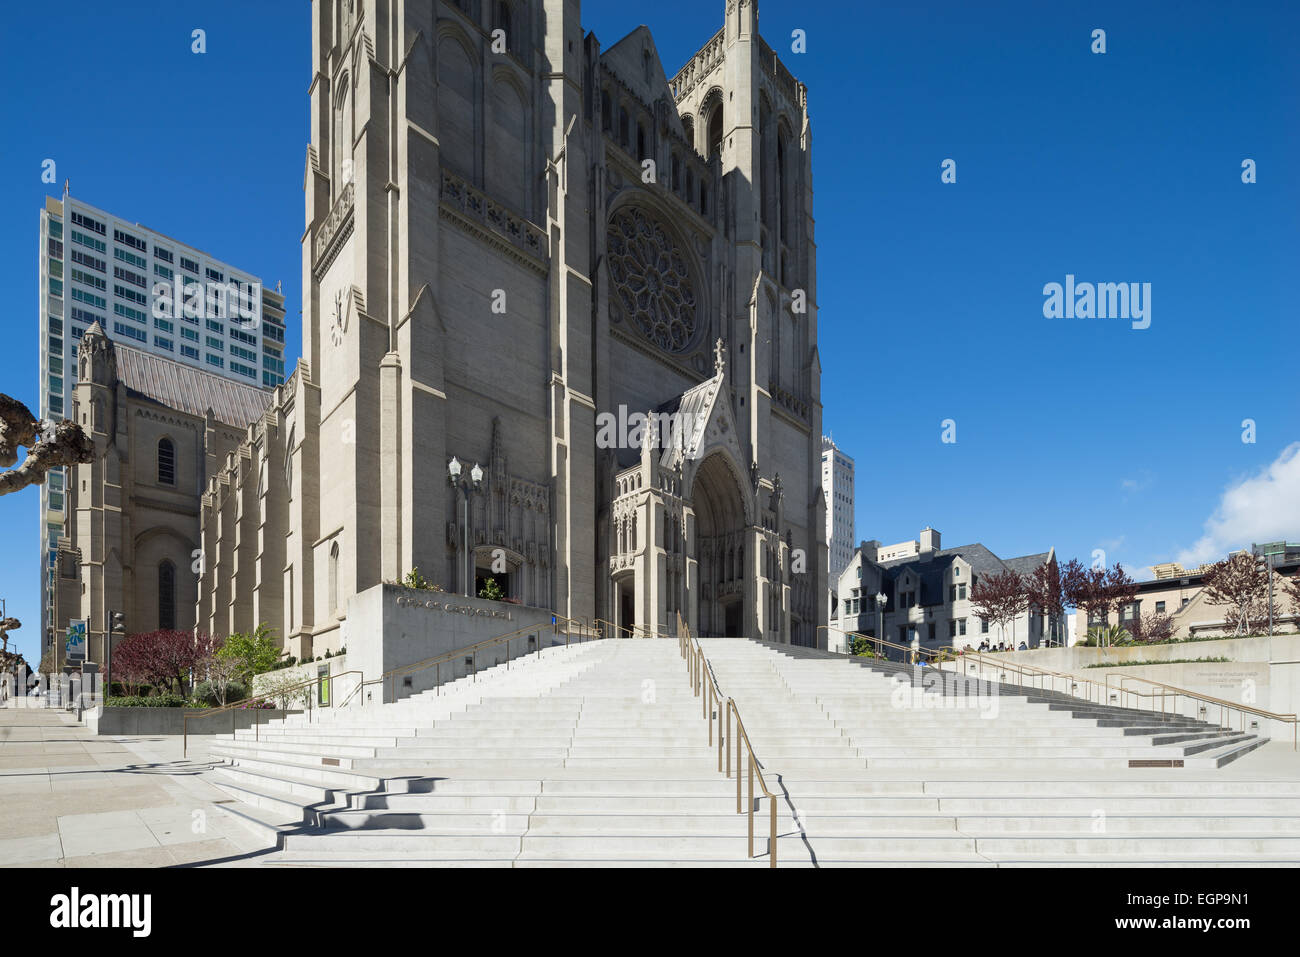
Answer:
(0, 394, 95, 497)
(1285, 571, 1300, 622)
(0, 616, 19, 652)
(0, 394, 40, 468)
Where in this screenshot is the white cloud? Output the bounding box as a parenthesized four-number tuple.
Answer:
(1121, 471, 1154, 494)
(1176, 443, 1300, 566)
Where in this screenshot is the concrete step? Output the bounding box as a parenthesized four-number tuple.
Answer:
(784, 794, 1300, 814)
(1183, 736, 1271, 768)
(200, 634, 1295, 868)
(258, 850, 774, 868)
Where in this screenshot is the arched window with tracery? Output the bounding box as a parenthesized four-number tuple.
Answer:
(158, 560, 176, 630)
(329, 541, 340, 614)
(157, 437, 176, 487)
(707, 105, 723, 161)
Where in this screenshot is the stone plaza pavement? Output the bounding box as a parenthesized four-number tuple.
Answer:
(0, 707, 270, 867)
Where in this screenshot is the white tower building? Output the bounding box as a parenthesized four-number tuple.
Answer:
(821, 434, 855, 584)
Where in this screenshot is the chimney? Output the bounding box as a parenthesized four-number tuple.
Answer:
(919, 527, 940, 555)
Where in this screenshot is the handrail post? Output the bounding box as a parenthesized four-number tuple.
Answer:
(725, 701, 732, 778)
(736, 706, 742, 812)
(707, 686, 713, 745)
(770, 796, 777, 868)
(747, 756, 755, 858)
(717, 700, 723, 773)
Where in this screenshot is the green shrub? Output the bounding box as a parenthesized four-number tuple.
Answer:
(848, 635, 879, 658)
(400, 567, 441, 591)
(105, 693, 188, 708)
(214, 624, 281, 686)
(1085, 625, 1133, 647)
(189, 681, 248, 707)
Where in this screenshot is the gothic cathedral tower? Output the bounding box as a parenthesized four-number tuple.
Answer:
(305, 0, 596, 643)
(297, 0, 823, 648)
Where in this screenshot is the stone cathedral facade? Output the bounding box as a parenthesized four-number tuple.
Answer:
(197, 0, 826, 657)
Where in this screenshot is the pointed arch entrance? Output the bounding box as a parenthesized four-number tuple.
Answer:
(690, 452, 748, 637)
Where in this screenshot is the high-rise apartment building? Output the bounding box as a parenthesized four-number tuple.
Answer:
(37, 187, 286, 650)
(821, 435, 855, 584)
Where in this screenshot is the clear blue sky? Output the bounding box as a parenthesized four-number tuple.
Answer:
(1, 1, 1296, 667)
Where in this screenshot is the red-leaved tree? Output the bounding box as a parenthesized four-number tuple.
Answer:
(1027, 557, 1066, 646)
(1203, 553, 1268, 636)
(1065, 562, 1138, 639)
(970, 570, 1030, 648)
(112, 630, 211, 697)
(1131, 611, 1175, 643)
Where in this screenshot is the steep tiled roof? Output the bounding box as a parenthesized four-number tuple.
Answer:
(114, 341, 272, 429)
(1003, 551, 1052, 576)
(883, 553, 957, 606)
(875, 544, 1052, 608)
(881, 543, 1005, 579)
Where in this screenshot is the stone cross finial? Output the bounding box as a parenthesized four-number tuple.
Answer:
(714, 338, 726, 377)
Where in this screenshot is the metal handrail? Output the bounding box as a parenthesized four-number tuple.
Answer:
(677, 613, 778, 867)
(591, 618, 658, 640)
(183, 669, 363, 756)
(956, 650, 1099, 692)
(339, 613, 597, 708)
(955, 650, 1193, 717)
(1108, 672, 1298, 749)
(955, 648, 1298, 750)
(819, 624, 957, 664)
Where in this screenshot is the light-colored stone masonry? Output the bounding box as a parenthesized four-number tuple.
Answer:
(196, 1, 828, 682)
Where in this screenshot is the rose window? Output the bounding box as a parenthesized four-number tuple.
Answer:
(607, 207, 698, 354)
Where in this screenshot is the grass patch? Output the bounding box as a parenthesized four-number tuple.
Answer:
(1084, 656, 1230, 669)
(1077, 630, 1298, 648)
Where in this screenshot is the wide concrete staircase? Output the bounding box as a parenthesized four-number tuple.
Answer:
(206, 640, 772, 867)
(201, 633, 1300, 867)
(700, 638, 1300, 866)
